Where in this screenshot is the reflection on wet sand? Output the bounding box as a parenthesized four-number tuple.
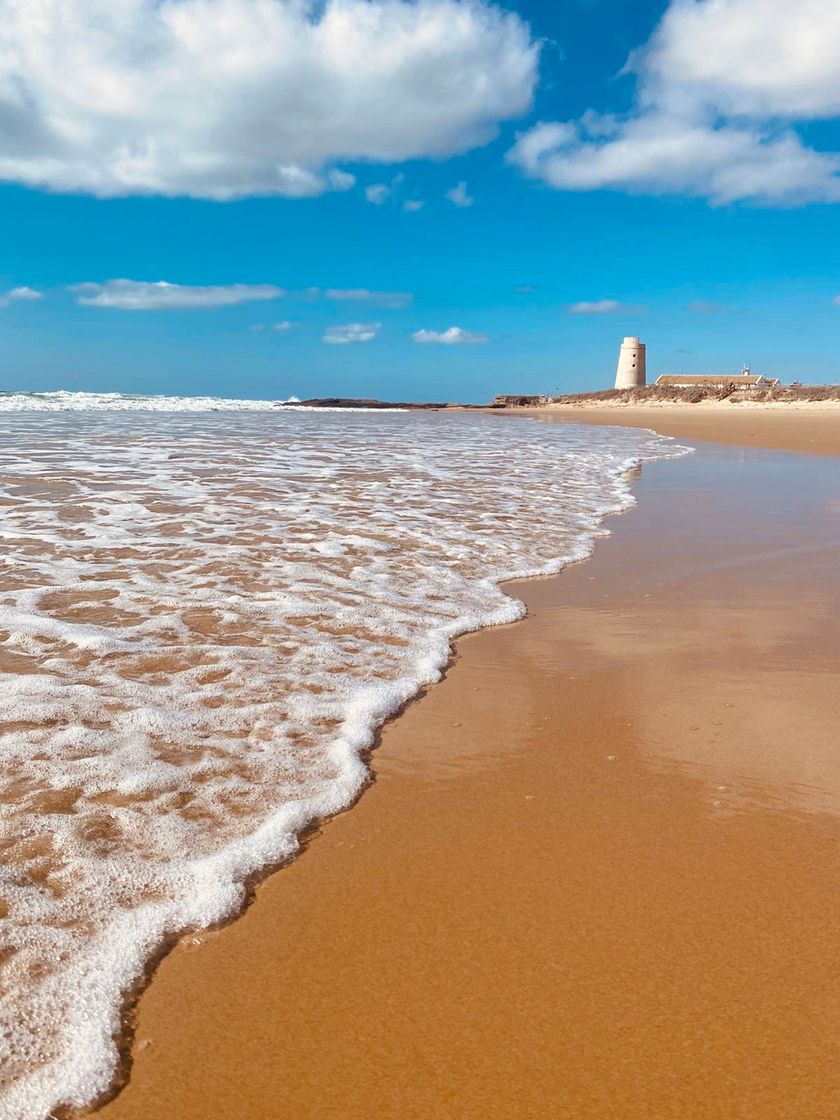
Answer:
(96, 441, 840, 1120)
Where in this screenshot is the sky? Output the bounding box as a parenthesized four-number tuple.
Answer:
(2, 0, 840, 402)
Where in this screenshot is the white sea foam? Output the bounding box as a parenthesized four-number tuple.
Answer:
(0, 409, 689, 1118)
(0, 389, 399, 411)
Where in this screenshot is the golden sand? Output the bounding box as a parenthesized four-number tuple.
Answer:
(92, 417, 840, 1120)
(514, 402, 840, 456)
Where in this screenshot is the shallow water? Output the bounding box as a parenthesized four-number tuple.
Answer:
(0, 404, 685, 1119)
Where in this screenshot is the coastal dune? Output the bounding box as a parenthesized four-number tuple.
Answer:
(93, 414, 840, 1120)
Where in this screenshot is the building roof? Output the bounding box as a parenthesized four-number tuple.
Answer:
(656, 373, 778, 387)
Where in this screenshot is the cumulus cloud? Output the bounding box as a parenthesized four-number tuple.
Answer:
(365, 172, 409, 207)
(508, 0, 840, 206)
(325, 288, 413, 308)
(568, 299, 642, 315)
(323, 322, 381, 344)
(510, 116, 840, 205)
(326, 169, 356, 192)
(0, 0, 538, 200)
(365, 184, 391, 205)
(403, 199, 426, 212)
(645, 0, 840, 120)
(0, 285, 43, 307)
(411, 326, 488, 344)
(445, 181, 475, 207)
(73, 280, 284, 310)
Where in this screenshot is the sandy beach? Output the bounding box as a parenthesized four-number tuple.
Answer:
(512, 401, 840, 456)
(90, 410, 840, 1120)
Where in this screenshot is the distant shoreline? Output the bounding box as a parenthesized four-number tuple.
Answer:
(289, 397, 459, 409)
(297, 392, 840, 415)
(489, 401, 840, 457)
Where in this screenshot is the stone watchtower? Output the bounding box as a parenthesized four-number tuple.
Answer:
(614, 336, 646, 389)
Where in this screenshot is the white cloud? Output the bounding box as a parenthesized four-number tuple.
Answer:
(510, 115, 840, 205)
(73, 279, 284, 310)
(403, 199, 425, 212)
(645, 0, 840, 119)
(323, 322, 381, 344)
(325, 288, 412, 308)
(445, 181, 474, 207)
(568, 300, 642, 315)
(326, 169, 356, 192)
(365, 184, 391, 205)
(508, 0, 840, 206)
(7, 286, 43, 301)
(0, 285, 44, 307)
(365, 172, 406, 206)
(412, 326, 488, 344)
(252, 319, 295, 332)
(0, 0, 538, 200)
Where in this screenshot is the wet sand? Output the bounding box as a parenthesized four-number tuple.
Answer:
(92, 427, 840, 1120)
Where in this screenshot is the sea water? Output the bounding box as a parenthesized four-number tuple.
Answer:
(0, 400, 687, 1118)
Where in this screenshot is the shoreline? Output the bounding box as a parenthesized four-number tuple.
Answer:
(65, 428, 671, 1120)
(90, 413, 840, 1119)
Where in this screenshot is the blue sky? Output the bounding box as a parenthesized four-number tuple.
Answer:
(2, 0, 840, 402)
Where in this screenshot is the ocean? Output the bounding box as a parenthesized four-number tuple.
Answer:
(0, 396, 687, 1119)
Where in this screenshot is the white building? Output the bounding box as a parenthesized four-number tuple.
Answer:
(655, 365, 779, 391)
(614, 337, 646, 389)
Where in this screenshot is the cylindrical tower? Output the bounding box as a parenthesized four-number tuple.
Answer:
(614, 336, 646, 389)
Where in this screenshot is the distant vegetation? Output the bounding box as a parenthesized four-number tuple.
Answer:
(542, 384, 840, 406)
